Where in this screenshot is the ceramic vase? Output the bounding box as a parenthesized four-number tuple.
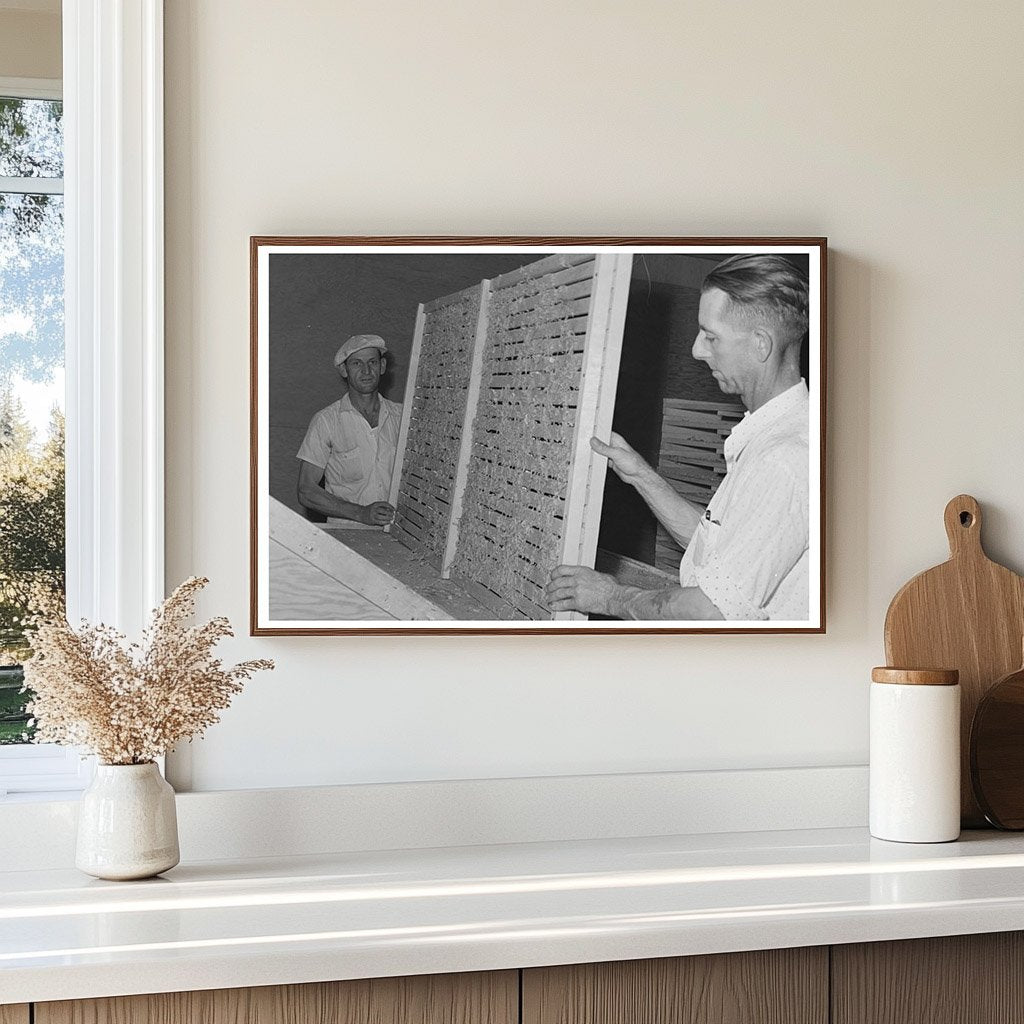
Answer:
(76, 762, 180, 880)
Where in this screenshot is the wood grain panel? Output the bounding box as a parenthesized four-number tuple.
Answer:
(0, 1006, 30, 1024)
(36, 970, 518, 1024)
(832, 932, 1024, 1024)
(522, 948, 828, 1024)
(883, 493, 1024, 825)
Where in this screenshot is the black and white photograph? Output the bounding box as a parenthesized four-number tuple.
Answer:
(250, 238, 826, 634)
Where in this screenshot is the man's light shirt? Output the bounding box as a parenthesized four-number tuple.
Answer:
(678, 380, 810, 621)
(296, 392, 402, 520)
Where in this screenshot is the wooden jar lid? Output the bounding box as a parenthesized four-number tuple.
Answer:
(871, 667, 960, 686)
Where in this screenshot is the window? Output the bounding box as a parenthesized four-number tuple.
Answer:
(0, 89, 65, 716)
(0, 80, 82, 794)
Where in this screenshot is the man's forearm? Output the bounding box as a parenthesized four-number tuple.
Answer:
(298, 483, 367, 524)
(608, 583, 724, 621)
(630, 465, 704, 547)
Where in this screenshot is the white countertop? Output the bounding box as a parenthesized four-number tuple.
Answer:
(4, 826, 1024, 1004)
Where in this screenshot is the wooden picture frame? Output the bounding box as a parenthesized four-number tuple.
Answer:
(251, 237, 827, 635)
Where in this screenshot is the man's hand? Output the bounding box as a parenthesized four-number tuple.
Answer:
(547, 565, 621, 616)
(361, 501, 396, 526)
(590, 432, 654, 486)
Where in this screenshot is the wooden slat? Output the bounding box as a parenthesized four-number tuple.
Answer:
(523, 949, 828, 1024)
(544, 258, 598, 288)
(442, 280, 492, 577)
(387, 302, 426, 514)
(390, 521, 425, 549)
(664, 397, 746, 413)
(491, 276, 593, 317)
(37, 971, 518, 1024)
(422, 280, 486, 315)
(660, 426, 726, 450)
(556, 252, 633, 620)
(0, 1006, 29, 1024)
(496, 320, 588, 347)
(491, 251, 592, 288)
(458, 573, 550, 621)
(486, 350, 586, 374)
(832, 933, 1024, 1024)
(661, 423, 731, 442)
(498, 297, 591, 331)
(659, 462, 723, 486)
(659, 445, 723, 467)
(596, 548, 678, 589)
(662, 407, 743, 428)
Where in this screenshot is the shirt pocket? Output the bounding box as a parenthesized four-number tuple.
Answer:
(327, 446, 364, 485)
(693, 512, 723, 562)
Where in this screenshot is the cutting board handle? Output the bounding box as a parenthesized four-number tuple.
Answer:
(944, 494, 983, 559)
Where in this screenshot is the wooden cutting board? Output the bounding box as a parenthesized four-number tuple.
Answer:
(884, 494, 1024, 827)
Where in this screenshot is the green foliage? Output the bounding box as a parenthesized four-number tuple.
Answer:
(0, 664, 31, 743)
(0, 393, 65, 637)
(0, 393, 64, 742)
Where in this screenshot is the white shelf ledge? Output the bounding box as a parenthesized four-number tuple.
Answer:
(4, 826, 1024, 1005)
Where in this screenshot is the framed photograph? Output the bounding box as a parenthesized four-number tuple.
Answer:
(251, 237, 826, 635)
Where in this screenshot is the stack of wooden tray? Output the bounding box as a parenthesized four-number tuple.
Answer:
(654, 398, 744, 573)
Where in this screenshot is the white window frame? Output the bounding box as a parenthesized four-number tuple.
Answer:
(0, 0, 164, 798)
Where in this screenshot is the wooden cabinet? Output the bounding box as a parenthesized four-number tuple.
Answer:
(13, 933, 1024, 1023)
(522, 948, 828, 1024)
(831, 932, 1024, 1024)
(35, 972, 518, 1024)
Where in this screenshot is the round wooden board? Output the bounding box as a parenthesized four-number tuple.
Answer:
(971, 664, 1024, 829)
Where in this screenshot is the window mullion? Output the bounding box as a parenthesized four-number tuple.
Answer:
(0, 175, 64, 195)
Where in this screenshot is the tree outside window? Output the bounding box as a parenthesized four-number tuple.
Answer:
(0, 95, 65, 744)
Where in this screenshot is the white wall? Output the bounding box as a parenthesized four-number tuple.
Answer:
(163, 0, 1024, 791)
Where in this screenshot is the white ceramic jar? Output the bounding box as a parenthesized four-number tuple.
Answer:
(870, 667, 961, 843)
(76, 762, 180, 880)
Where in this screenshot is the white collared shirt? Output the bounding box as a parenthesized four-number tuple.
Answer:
(678, 381, 810, 621)
(296, 392, 403, 508)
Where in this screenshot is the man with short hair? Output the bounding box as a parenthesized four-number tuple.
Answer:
(296, 334, 402, 527)
(547, 254, 810, 621)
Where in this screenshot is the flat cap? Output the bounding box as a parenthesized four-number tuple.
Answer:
(334, 334, 387, 367)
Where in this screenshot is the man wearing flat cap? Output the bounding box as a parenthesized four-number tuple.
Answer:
(296, 334, 402, 527)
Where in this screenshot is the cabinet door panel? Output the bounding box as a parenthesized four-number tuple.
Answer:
(523, 948, 828, 1024)
(832, 932, 1024, 1024)
(36, 970, 518, 1024)
(0, 1006, 30, 1024)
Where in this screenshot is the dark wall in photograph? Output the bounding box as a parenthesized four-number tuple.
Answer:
(268, 252, 538, 513)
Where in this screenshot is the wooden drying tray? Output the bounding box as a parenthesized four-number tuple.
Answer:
(269, 496, 674, 622)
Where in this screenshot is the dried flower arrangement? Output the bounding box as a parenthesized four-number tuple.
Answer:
(23, 577, 273, 765)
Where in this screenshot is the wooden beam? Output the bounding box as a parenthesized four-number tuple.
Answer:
(270, 498, 453, 621)
(555, 252, 633, 620)
(386, 302, 426, 522)
(442, 280, 491, 577)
